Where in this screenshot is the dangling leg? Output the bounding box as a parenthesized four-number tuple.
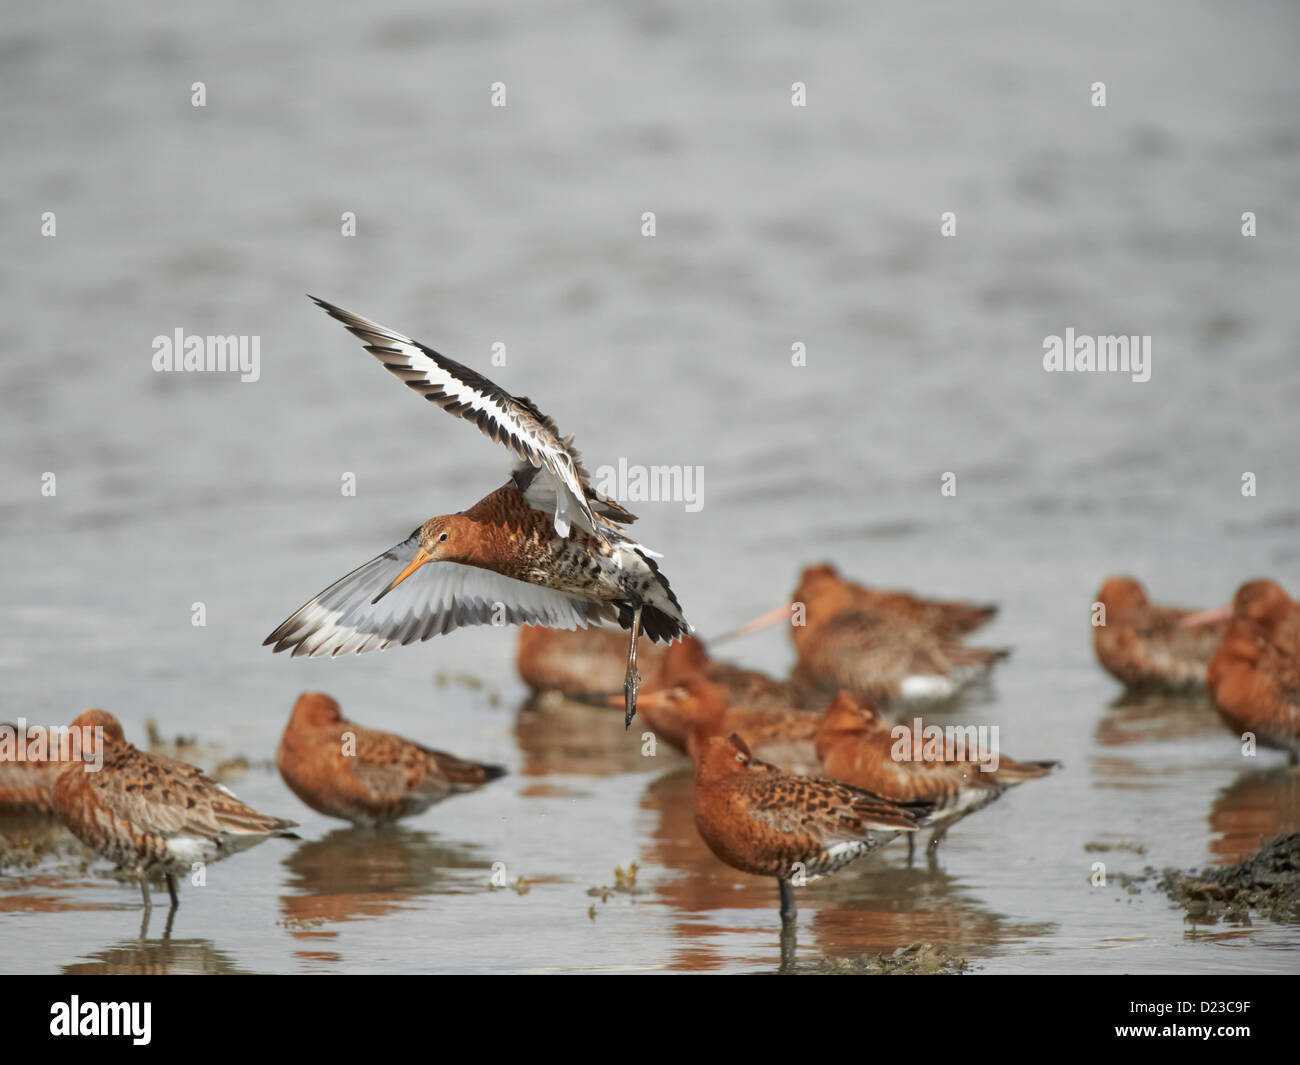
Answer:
(166, 873, 180, 910)
(623, 605, 643, 729)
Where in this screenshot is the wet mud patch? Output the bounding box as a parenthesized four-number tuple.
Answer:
(807, 942, 970, 975)
(1138, 833, 1300, 925)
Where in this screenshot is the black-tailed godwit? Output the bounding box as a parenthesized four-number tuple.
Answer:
(724, 564, 1007, 704)
(276, 692, 505, 825)
(815, 691, 1058, 862)
(724, 563, 998, 641)
(692, 732, 934, 925)
(1203, 580, 1300, 763)
(1092, 576, 1228, 691)
(52, 710, 299, 910)
(0, 721, 65, 814)
(636, 677, 822, 773)
(265, 299, 690, 725)
(516, 625, 666, 701)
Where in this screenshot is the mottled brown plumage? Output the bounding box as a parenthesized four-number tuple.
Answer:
(795, 563, 998, 638)
(0, 721, 65, 813)
(515, 625, 666, 699)
(1092, 576, 1228, 691)
(1207, 580, 1300, 763)
(792, 608, 1009, 704)
(52, 710, 299, 909)
(276, 692, 505, 825)
(693, 732, 934, 921)
(429, 484, 626, 598)
(653, 636, 814, 709)
(815, 691, 1058, 858)
(637, 677, 822, 773)
(265, 300, 691, 726)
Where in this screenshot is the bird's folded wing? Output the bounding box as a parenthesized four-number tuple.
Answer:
(263, 535, 616, 658)
(311, 296, 598, 537)
(93, 757, 292, 838)
(749, 777, 922, 835)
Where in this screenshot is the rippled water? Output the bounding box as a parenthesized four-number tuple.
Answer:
(2, 0, 1299, 973)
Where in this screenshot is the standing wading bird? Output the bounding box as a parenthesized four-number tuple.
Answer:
(633, 677, 823, 774)
(719, 564, 1008, 705)
(264, 298, 691, 725)
(276, 692, 506, 825)
(52, 711, 299, 911)
(515, 625, 667, 701)
(0, 721, 66, 814)
(693, 733, 936, 927)
(1092, 576, 1229, 692)
(814, 691, 1059, 863)
(1199, 580, 1300, 763)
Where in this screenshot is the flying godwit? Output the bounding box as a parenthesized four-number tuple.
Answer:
(815, 691, 1058, 862)
(265, 298, 690, 725)
(1092, 576, 1229, 692)
(52, 710, 299, 910)
(1202, 580, 1300, 763)
(276, 692, 505, 825)
(692, 732, 934, 925)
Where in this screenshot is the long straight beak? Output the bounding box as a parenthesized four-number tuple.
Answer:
(708, 604, 791, 646)
(372, 548, 431, 604)
(1179, 605, 1231, 628)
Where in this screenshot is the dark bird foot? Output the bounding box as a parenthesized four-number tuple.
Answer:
(623, 669, 640, 729)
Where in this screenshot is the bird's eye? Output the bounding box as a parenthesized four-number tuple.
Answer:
(438, 532, 448, 542)
(735, 753, 745, 763)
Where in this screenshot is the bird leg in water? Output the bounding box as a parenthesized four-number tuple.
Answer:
(166, 873, 180, 910)
(139, 876, 152, 912)
(624, 605, 643, 728)
(779, 917, 798, 971)
(779, 878, 797, 922)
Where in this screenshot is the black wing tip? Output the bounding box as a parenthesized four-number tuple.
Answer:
(309, 294, 362, 329)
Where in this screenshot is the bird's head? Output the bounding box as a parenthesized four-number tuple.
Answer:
(372, 515, 469, 603)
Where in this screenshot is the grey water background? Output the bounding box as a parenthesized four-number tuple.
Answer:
(2, 0, 1299, 973)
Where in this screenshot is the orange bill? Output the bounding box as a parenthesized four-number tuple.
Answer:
(371, 548, 431, 604)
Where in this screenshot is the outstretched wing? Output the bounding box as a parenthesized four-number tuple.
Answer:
(263, 532, 618, 658)
(310, 296, 605, 538)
